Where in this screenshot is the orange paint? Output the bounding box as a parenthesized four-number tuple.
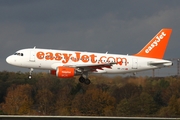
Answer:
(81, 55, 89, 63)
(36, 51, 128, 66)
(90, 54, 97, 63)
(134, 29, 172, 59)
(36, 52, 44, 59)
(107, 57, 115, 63)
(45, 52, 54, 60)
(56, 66, 75, 78)
(98, 56, 106, 63)
(71, 52, 81, 62)
(116, 57, 128, 65)
(62, 53, 72, 63)
(55, 53, 62, 61)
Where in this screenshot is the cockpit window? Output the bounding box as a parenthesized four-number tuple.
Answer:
(14, 52, 24, 56)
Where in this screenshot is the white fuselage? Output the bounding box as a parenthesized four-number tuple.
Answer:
(6, 48, 172, 74)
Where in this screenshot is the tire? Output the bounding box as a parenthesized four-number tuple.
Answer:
(28, 75, 32, 79)
(84, 79, 91, 85)
(79, 76, 85, 83)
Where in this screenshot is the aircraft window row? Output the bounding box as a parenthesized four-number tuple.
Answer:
(14, 53, 24, 56)
(64, 57, 118, 63)
(45, 56, 128, 63)
(66, 57, 113, 62)
(64, 57, 126, 62)
(45, 56, 127, 63)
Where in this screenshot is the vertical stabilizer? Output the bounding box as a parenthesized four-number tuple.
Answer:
(134, 28, 172, 59)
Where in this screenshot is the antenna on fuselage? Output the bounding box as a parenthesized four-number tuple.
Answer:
(33, 46, 36, 49)
(106, 51, 108, 54)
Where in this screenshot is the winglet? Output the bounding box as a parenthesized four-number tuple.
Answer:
(134, 28, 172, 59)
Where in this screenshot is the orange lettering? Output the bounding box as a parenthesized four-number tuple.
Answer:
(36, 52, 44, 59)
(71, 52, 81, 62)
(81, 55, 89, 63)
(55, 53, 62, 61)
(90, 54, 97, 63)
(36, 51, 128, 66)
(99, 56, 106, 63)
(116, 57, 127, 66)
(62, 53, 72, 63)
(107, 57, 115, 63)
(45, 52, 54, 60)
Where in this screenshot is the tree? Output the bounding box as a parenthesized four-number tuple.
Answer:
(55, 86, 73, 115)
(1, 84, 33, 114)
(116, 98, 131, 116)
(158, 95, 180, 117)
(112, 83, 142, 103)
(35, 88, 55, 115)
(71, 87, 116, 116)
(116, 92, 158, 116)
(34, 77, 56, 115)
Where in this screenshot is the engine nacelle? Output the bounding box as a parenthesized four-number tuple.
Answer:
(50, 67, 75, 78)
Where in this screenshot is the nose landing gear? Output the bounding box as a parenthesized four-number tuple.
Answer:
(28, 68, 33, 79)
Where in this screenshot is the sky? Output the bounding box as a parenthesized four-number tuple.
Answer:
(1, 0, 180, 76)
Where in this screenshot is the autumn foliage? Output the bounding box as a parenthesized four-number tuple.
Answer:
(0, 71, 180, 117)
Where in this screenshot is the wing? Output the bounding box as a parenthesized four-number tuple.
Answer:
(64, 62, 116, 72)
(51, 62, 116, 72)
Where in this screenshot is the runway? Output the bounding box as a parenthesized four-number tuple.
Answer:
(0, 115, 179, 120)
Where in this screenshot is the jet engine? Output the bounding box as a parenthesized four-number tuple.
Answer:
(50, 66, 75, 78)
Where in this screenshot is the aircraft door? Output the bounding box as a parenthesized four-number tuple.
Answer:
(29, 51, 35, 62)
(132, 58, 138, 69)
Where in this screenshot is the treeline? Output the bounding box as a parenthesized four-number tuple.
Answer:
(0, 71, 180, 117)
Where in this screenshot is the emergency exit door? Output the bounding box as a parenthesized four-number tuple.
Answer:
(132, 58, 138, 69)
(29, 51, 35, 62)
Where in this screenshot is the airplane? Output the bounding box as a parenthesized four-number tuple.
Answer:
(6, 28, 173, 85)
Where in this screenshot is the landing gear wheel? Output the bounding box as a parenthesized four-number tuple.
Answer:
(84, 79, 91, 85)
(79, 76, 85, 83)
(28, 75, 32, 79)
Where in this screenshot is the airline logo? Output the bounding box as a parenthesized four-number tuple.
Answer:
(62, 71, 71, 73)
(145, 32, 166, 53)
(36, 51, 128, 66)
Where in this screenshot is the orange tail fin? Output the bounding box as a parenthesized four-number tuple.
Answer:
(134, 28, 172, 59)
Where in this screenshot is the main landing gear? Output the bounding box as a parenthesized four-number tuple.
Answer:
(79, 75, 91, 85)
(27, 68, 91, 85)
(28, 68, 33, 79)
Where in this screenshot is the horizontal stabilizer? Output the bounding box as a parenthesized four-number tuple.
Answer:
(148, 61, 173, 66)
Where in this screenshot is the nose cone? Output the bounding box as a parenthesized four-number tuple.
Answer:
(6, 56, 13, 65)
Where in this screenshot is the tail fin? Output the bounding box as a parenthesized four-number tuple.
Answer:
(134, 28, 172, 59)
